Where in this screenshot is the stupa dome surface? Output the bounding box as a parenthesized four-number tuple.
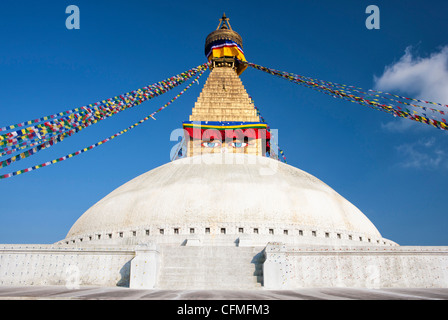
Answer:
(64, 154, 393, 246)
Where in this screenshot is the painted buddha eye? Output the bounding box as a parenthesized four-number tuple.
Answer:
(231, 142, 248, 148)
(201, 141, 221, 148)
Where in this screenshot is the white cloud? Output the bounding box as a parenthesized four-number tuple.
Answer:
(374, 46, 448, 170)
(380, 117, 422, 133)
(374, 46, 448, 105)
(374, 46, 448, 133)
(395, 137, 447, 169)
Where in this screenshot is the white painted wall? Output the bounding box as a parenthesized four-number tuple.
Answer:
(264, 243, 448, 289)
(2, 243, 448, 289)
(0, 245, 135, 287)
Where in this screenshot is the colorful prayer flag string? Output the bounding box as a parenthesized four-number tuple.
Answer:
(0, 64, 208, 150)
(0, 63, 209, 168)
(244, 61, 448, 132)
(250, 98, 287, 164)
(0, 66, 208, 180)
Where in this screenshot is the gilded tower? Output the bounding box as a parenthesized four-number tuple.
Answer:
(182, 14, 270, 157)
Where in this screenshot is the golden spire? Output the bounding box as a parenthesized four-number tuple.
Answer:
(205, 14, 246, 75)
(183, 15, 265, 158)
(217, 13, 232, 30)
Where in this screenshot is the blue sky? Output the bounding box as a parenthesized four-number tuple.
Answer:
(0, 0, 447, 245)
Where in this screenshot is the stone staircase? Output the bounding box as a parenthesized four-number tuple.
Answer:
(156, 246, 265, 290)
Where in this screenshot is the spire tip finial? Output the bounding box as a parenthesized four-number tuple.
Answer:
(217, 12, 232, 30)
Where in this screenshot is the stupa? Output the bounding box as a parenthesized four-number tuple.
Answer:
(1, 15, 447, 291)
(61, 14, 395, 250)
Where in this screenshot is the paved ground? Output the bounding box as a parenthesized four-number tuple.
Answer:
(0, 286, 447, 300)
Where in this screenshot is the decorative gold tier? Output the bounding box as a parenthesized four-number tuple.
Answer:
(189, 67, 260, 123)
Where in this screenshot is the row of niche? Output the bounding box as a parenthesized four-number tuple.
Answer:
(61, 226, 394, 246)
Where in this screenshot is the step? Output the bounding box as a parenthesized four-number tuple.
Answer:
(158, 272, 263, 279)
(156, 283, 262, 290)
(157, 275, 263, 284)
(156, 246, 265, 289)
(157, 280, 263, 287)
(160, 260, 264, 268)
(159, 269, 262, 278)
(189, 116, 261, 122)
(157, 278, 263, 288)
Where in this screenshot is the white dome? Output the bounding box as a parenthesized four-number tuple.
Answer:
(63, 154, 394, 246)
